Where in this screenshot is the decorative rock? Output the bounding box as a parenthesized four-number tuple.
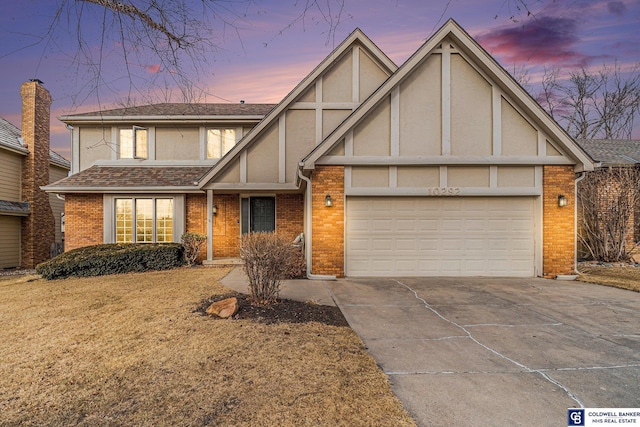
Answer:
(206, 297, 239, 318)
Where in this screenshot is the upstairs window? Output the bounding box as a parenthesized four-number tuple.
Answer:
(207, 128, 236, 160)
(120, 126, 148, 159)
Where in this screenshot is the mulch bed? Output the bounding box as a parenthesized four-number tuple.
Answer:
(194, 293, 349, 326)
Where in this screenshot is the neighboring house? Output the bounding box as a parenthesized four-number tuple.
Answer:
(575, 139, 640, 254)
(45, 19, 594, 278)
(0, 80, 71, 269)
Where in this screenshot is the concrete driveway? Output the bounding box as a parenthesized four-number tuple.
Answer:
(327, 277, 640, 426)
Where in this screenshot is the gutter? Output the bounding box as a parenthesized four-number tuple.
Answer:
(574, 171, 587, 276)
(297, 166, 337, 281)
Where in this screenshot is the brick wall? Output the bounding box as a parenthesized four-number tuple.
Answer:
(213, 194, 241, 257)
(543, 165, 575, 278)
(185, 194, 207, 261)
(65, 194, 103, 251)
(20, 81, 55, 268)
(311, 166, 344, 277)
(276, 193, 304, 242)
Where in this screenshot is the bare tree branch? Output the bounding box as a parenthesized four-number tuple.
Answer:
(527, 63, 640, 140)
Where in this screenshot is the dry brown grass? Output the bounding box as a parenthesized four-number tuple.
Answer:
(577, 265, 640, 292)
(0, 268, 415, 427)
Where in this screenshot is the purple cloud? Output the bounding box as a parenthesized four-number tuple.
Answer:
(477, 16, 589, 67)
(607, 1, 627, 16)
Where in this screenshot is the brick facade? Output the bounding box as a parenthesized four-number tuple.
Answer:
(20, 81, 55, 268)
(185, 194, 207, 262)
(276, 193, 304, 242)
(311, 166, 345, 277)
(213, 194, 241, 257)
(543, 165, 576, 278)
(65, 194, 104, 251)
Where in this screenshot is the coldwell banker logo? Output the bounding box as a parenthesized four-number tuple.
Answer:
(568, 409, 585, 426)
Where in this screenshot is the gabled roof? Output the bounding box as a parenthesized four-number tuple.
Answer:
(59, 103, 276, 124)
(302, 19, 595, 172)
(576, 139, 640, 166)
(42, 166, 210, 193)
(0, 117, 28, 155)
(196, 28, 398, 188)
(1, 117, 70, 169)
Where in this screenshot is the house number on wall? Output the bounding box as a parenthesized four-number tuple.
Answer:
(426, 187, 461, 196)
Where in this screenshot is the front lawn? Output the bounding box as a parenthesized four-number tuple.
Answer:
(577, 265, 640, 292)
(0, 268, 414, 426)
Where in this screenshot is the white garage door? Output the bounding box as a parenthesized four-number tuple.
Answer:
(0, 216, 21, 269)
(346, 197, 535, 277)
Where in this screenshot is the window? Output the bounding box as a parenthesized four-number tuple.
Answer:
(207, 128, 236, 159)
(241, 197, 275, 234)
(120, 126, 148, 159)
(115, 198, 173, 243)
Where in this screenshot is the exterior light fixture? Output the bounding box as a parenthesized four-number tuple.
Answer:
(325, 194, 333, 207)
(558, 194, 568, 207)
(212, 205, 218, 215)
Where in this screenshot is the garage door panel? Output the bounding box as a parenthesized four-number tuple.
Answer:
(346, 197, 535, 277)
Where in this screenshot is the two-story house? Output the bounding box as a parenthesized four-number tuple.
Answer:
(45, 20, 594, 278)
(0, 80, 70, 269)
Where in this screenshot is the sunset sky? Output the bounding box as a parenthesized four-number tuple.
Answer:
(1, 0, 639, 159)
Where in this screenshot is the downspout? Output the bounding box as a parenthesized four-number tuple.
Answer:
(574, 172, 586, 275)
(298, 166, 337, 281)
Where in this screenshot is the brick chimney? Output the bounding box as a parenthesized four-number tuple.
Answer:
(20, 80, 55, 268)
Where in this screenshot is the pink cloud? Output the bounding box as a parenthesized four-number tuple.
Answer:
(146, 64, 161, 74)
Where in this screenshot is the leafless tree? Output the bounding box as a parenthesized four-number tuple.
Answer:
(11, 0, 547, 109)
(578, 167, 640, 262)
(19, 0, 348, 106)
(533, 63, 640, 139)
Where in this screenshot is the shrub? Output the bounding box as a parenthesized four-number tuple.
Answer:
(240, 232, 299, 305)
(36, 243, 185, 280)
(181, 232, 207, 265)
(283, 247, 307, 279)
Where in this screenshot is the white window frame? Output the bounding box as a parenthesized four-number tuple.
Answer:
(119, 126, 148, 159)
(206, 127, 240, 160)
(103, 195, 185, 243)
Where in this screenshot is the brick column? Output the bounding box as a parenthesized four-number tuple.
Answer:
(543, 165, 575, 278)
(185, 194, 207, 262)
(311, 166, 344, 277)
(20, 80, 55, 268)
(212, 194, 241, 257)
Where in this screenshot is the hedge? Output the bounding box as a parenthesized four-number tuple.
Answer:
(36, 243, 185, 280)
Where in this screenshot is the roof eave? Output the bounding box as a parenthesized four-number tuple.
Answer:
(42, 185, 202, 193)
(0, 144, 29, 156)
(59, 115, 267, 124)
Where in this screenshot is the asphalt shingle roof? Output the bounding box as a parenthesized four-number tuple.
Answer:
(576, 139, 640, 166)
(1, 117, 70, 169)
(0, 117, 28, 154)
(0, 200, 30, 215)
(62, 103, 277, 118)
(46, 166, 212, 190)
